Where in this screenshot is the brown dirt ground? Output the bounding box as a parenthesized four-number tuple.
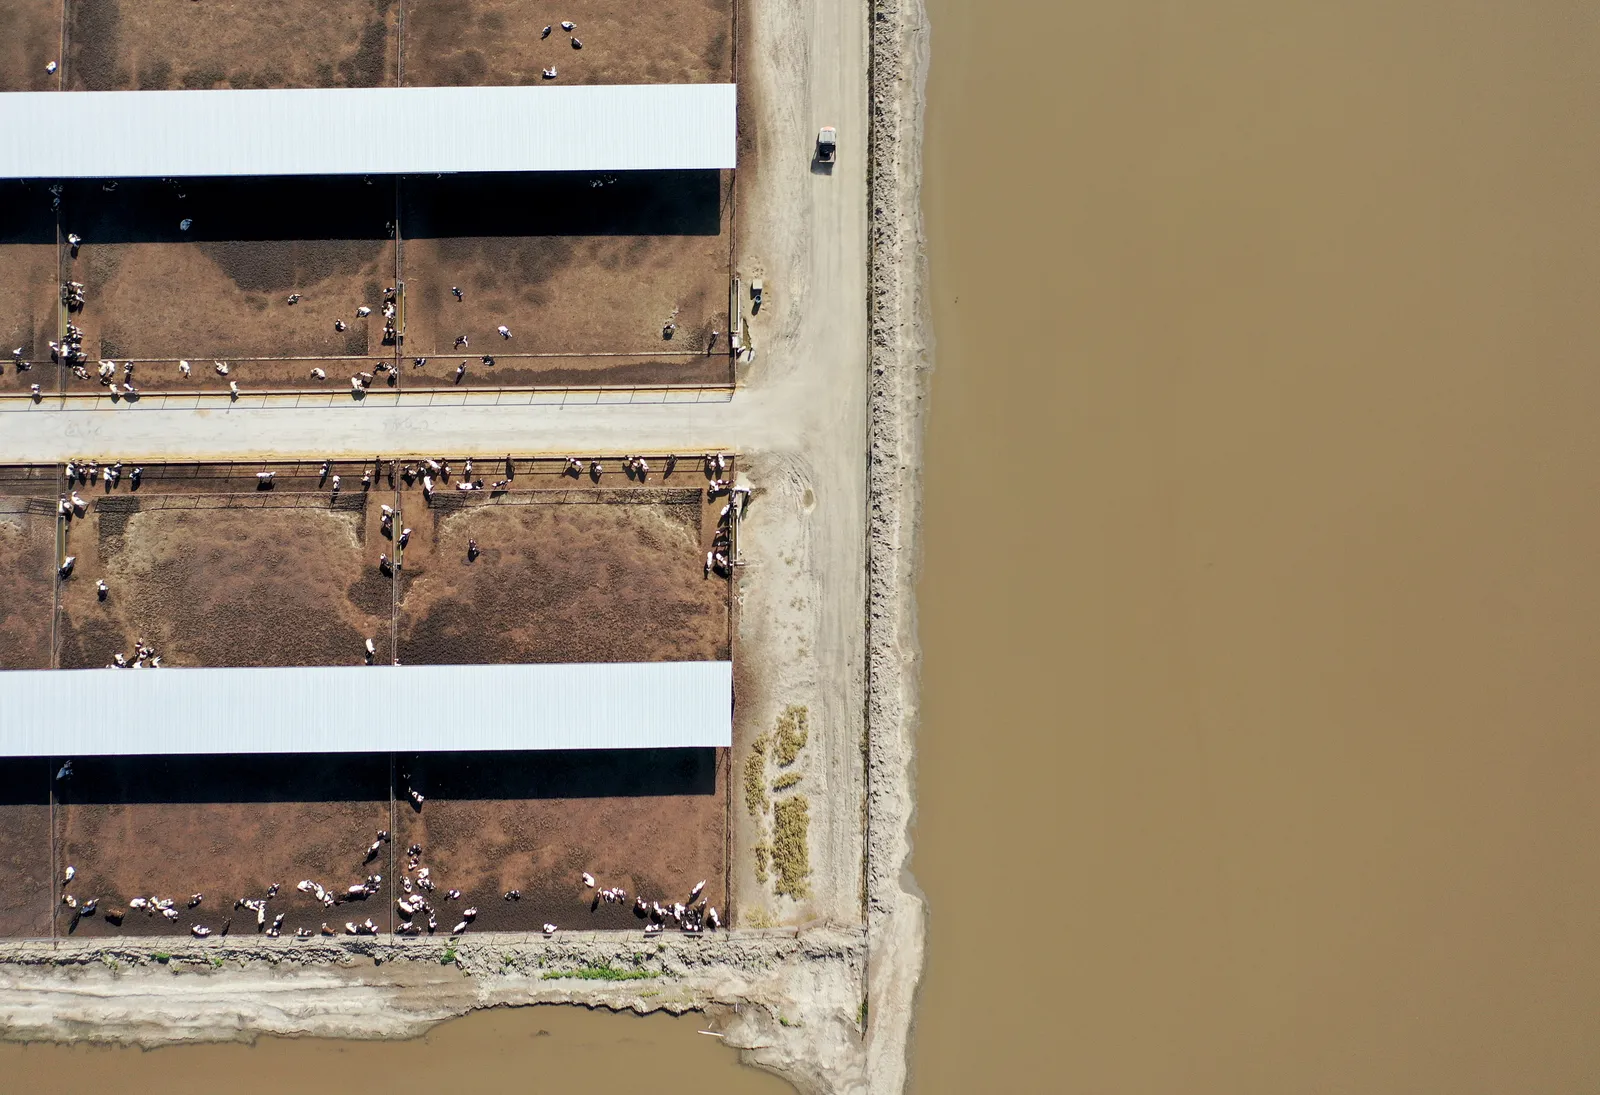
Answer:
(0, 183, 61, 396)
(0, 760, 52, 939)
(59, 177, 398, 371)
(54, 754, 393, 939)
(0, 0, 61, 92)
(391, 748, 726, 933)
(0, 467, 58, 671)
(394, 475, 730, 666)
(55, 462, 395, 669)
(400, 0, 732, 87)
(65, 0, 398, 91)
(398, 171, 733, 361)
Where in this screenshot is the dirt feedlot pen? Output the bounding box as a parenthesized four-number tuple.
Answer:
(1, 0, 741, 396)
(0, 456, 740, 938)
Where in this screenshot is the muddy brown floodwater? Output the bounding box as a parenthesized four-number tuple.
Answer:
(913, 0, 1600, 1092)
(0, 1006, 793, 1091)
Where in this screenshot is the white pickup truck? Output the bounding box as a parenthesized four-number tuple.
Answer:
(816, 126, 837, 164)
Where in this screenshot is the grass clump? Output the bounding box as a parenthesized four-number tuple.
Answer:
(543, 964, 659, 982)
(772, 771, 802, 792)
(152, 952, 171, 964)
(744, 734, 770, 816)
(773, 706, 809, 767)
(744, 908, 774, 928)
(439, 947, 458, 965)
(772, 795, 812, 898)
(753, 840, 770, 884)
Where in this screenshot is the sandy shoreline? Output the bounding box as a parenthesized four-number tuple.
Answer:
(0, 0, 930, 1087)
(861, 0, 933, 1088)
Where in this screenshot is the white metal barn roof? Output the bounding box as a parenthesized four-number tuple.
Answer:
(0, 85, 736, 178)
(0, 662, 731, 756)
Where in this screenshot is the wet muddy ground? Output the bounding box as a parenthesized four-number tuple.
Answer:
(49, 746, 727, 939)
(392, 748, 727, 933)
(0, 759, 51, 939)
(54, 753, 394, 940)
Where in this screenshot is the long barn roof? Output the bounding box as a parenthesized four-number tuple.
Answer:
(0, 662, 731, 755)
(0, 85, 736, 177)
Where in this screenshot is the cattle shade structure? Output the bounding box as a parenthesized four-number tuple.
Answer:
(0, 662, 732, 756)
(0, 85, 736, 178)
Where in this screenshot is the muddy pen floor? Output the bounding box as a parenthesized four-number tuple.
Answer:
(0, 458, 736, 939)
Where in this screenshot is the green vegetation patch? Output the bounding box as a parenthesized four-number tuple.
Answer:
(773, 705, 809, 767)
(543, 964, 660, 982)
(772, 794, 812, 898)
(744, 734, 770, 815)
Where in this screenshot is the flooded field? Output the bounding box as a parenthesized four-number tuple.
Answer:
(913, 0, 1600, 1092)
(0, 1006, 794, 1092)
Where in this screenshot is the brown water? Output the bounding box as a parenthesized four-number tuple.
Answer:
(912, 1, 1600, 1092)
(0, 1006, 792, 1090)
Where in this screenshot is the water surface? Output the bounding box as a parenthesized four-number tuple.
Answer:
(0, 1006, 793, 1091)
(913, 1, 1600, 1091)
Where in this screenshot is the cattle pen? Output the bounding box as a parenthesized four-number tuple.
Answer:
(0, 455, 744, 940)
